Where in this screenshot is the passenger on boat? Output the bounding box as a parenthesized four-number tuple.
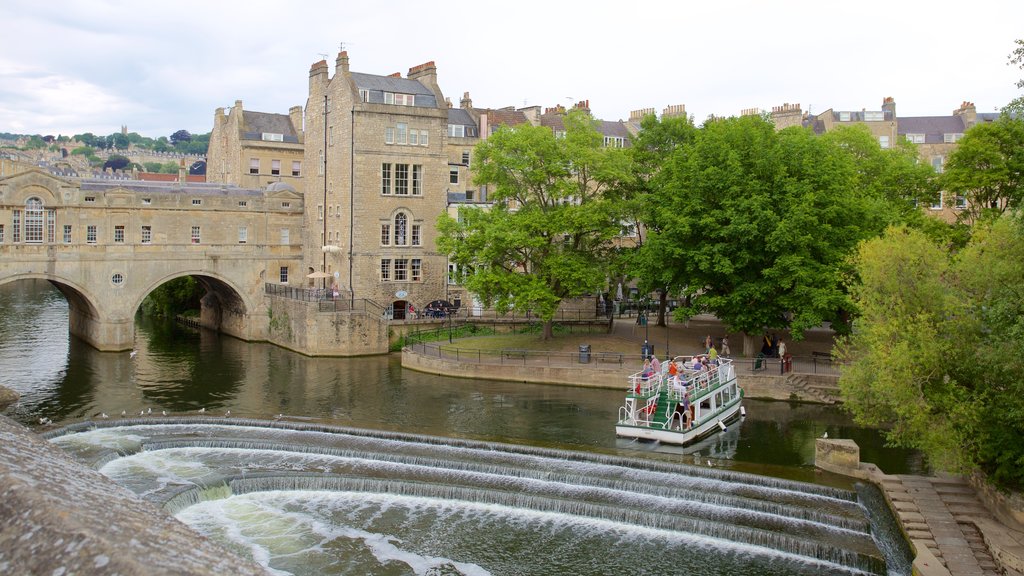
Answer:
(651, 355, 661, 375)
(691, 356, 704, 371)
(708, 345, 719, 362)
(668, 359, 678, 378)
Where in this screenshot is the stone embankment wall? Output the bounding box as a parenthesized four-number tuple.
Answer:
(0, 411, 267, 575)
(266, 296, 388, 356)
(402, 347, 841, 402)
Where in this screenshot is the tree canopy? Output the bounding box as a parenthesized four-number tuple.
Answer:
(941, 117, 1024, 224)
(839, 218, 1024, 488)
(640, 116, 928, 351)
(437, 109, 629, 339)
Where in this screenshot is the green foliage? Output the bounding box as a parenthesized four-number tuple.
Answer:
(1003, 39, 1024, 115)
(642, 116, 925, 341)
(70, 146, 94, 156)
(438, 109, 629, 338)
(170, 129, 192, 145)
(140, 277, 204, 318)
(143, 162, 163, 173)
(840, 218, 1024, 488)
(103, 154, 131, 171)
(160, 161, 179, 174)
(941, 117, 1024, 224)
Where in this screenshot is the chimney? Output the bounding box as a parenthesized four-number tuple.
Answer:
(882, 96, 896, 119)
(769, 103, 803, 130)
(336, 50, 349, 74)
(408, 60, 445, 107)
(662, 104, 687, 119)
(289, 105, 304, 138)
(309, 59, 329, 91)
(954, 100, 976, 128)
(461, 91, 473, 109)
(629, 108, 656, 122)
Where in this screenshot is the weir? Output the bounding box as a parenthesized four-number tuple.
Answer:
(47, 418, 912, 576)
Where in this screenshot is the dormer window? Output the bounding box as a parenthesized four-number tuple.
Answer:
(384, 92, 414, 106)
(261, 133, 284, 142)
(447, 125, 465, 138)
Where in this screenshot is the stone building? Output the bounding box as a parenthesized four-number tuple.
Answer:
(207, 100, 305, 189)
(304, 52, 450, 320)
(768, 98, 1001, 222)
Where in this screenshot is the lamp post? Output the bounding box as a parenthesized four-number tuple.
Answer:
(664, 288, 670, 359)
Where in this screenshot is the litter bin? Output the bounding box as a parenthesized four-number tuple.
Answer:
(641, 342, 654, 360)
(754, 352, 765, 370)
(579, 344, 591, 364)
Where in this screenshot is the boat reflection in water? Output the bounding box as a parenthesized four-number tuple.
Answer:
(49, 419, 909, 576)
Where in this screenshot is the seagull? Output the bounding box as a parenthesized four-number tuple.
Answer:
(100, 413, 108, 419)
(274, 413, 284, 420)
(120, 410, 127, 417)
(129, 350, 137, 359)
(38, 417, 52, 425)
(822, 431, 829, 439)
(146, 408, 152, 414)
(707, 459, 713, 467)
(198, 407, 206, 414)
(225, 410, 231, 417)
(140, 410, 145, 416)
(161, 410, 167, 416)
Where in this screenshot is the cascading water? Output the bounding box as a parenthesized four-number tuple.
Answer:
(48, 419, 911, 576)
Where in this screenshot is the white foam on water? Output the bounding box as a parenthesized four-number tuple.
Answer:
(177, 489, 871, 576)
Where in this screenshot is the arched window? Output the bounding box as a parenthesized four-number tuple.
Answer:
(24, 197, 44, 243)
(394, 213, 407, 246)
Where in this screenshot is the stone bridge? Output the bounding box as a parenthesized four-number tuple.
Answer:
(0, 169, 305, 351)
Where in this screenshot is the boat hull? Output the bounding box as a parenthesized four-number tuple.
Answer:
(616, 397, 743, 446)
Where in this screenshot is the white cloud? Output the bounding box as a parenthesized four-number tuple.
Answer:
(0, 0, 1022, 138)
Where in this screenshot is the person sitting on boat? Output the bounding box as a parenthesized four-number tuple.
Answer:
(671, 397, 687, 430)
(667, 359, 678, 378)
(691, 356, 704, 371)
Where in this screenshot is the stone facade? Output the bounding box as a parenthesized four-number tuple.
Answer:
(0, 169, 304, 350)
(304, 52, 451, 320)
(207, 99, 305, 189)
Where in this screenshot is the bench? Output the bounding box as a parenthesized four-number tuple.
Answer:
(812, 351, 831, 359)
(502, 349, 528, 360)
(597, 352, 622, 364)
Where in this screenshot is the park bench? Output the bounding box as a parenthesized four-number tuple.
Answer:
(597, 352, 623, 364)
(503, 349, 528, 360)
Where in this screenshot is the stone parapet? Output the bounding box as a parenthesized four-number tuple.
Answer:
(0, 416, 267, 575)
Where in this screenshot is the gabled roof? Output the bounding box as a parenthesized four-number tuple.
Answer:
(351, 72, 438, 107)
(241, 111, 300, 143)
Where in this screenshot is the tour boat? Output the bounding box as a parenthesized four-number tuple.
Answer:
(616, 355, 743, 445)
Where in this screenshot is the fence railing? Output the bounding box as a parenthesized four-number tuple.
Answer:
(405, 338, 844, 376)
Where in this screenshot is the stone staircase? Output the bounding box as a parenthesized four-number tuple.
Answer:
(783, 373, 840, 404)
(883, 474, 1002, 575)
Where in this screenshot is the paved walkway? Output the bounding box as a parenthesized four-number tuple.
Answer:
(877, 472, 1024, 576)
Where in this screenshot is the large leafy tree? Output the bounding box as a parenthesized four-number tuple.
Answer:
(941, 117, 1024, 224)
(437, 109, 628, 339)
(621, 113, 698, 325)
(652, 116, 923, 354)
(839, 218, 1024, 488)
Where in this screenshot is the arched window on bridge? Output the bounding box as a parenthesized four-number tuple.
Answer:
(24, 197, 51, 244)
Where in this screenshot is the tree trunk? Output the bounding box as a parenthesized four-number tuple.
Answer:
(542, 319, 555, 340)
(742, 332, 755, 357)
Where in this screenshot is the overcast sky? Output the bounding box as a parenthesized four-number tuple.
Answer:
(2, 0, 1022, 139)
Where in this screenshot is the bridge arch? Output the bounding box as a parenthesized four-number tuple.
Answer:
(133, 270, 258, 341)
(0, 273, 108, 348)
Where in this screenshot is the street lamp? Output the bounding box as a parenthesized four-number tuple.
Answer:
(664, 287, 670, 359)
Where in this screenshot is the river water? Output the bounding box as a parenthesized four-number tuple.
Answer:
(2, 279, 920, 575)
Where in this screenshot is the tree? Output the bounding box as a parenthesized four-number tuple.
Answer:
(143, 162, 163, 173)
(839, 218, 1024, 488)
(103, 154, 131, 172)
(170, 129, 192, 145)
(622, 112, 698, 326)
(111, 132, 129, 150)
(654, 116, 917, 354)
(437, 109, 629, 339)
(1004, 38, 1024, 115)
(941, 117, 1024, 224)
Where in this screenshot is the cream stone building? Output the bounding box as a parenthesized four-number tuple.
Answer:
(304, 52, 450, 320)
(207, 100, 305, 189)
(769, 98, 1001, 222)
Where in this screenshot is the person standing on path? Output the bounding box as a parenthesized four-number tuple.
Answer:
(720, 336, 731, 356)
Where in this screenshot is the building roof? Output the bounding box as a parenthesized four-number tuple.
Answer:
(479, 108, 530, 131)
(351, 72, 438, 108)
(447, 108, 476, 127)
(80, 179, 264, 195)
(897, 116, 968, 144)
(241, 111, 300, 143)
